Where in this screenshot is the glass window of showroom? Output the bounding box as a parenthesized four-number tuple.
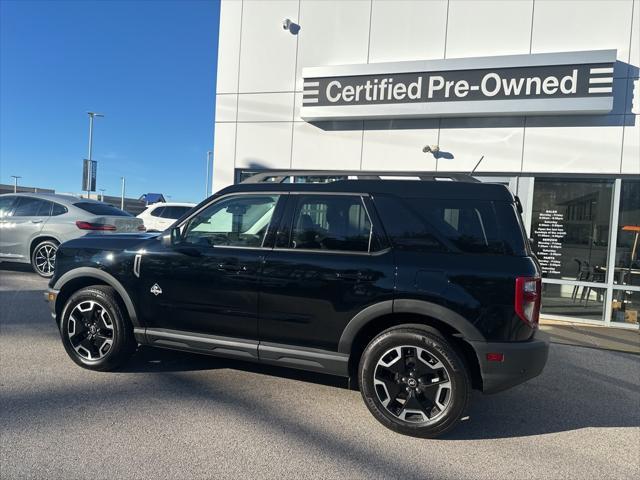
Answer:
(531, 178, 639, 327)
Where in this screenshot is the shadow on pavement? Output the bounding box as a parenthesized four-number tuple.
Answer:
(124, 346, 348, 389)
(0, 262, 35, 273)
(2, 281, 639, 444)
(129, 341, 640, 441)
(444, 343, 640, 440)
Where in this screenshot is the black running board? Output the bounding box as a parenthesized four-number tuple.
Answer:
(137, 327, 349, 377)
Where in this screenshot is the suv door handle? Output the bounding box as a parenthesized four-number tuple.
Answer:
(31, 219, 43, 224)
(217, 263, 247, 272)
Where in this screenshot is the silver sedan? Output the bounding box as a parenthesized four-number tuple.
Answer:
(0, 193, 144, 277)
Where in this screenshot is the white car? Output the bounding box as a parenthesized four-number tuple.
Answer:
(137, 202, 195, 231)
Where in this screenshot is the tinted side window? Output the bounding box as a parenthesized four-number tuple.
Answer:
(150, 206, 165, 217)
(161, 206, 191, 219)
(13, 197, 49, 217)
(51, 203, 68, 216)
(36, 200, 53, 216)
(373, 196, 446, 253)
(375, 195, 514, 255)
(0, 196, 16, 218)
(183, 195, 278, 248)
(289, 195, 372, 252)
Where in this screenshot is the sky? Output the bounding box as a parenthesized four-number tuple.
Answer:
(0, 0, 220, 203)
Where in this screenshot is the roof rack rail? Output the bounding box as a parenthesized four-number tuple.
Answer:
(241, 170, 480, 184)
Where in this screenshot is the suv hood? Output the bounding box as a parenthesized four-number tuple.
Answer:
(61, 232, 160, 251)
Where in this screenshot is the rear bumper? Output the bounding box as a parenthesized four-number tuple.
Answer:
(469, 337, 549, 394)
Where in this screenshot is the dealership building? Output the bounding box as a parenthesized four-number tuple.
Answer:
(212, 0, 639, 329)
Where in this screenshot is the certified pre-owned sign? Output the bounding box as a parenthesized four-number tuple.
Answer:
(300, 50, 616, 121)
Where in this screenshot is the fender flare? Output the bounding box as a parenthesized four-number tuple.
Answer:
(337, 299, 485, 354)
(30, 234, 63, 252)
(53, 267, 140, 327)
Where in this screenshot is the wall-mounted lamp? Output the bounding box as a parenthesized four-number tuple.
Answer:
(282, 18, 301, 34)
(423, 145, 440, 154)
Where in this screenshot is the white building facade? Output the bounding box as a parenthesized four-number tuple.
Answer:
(213, 0, 640, 328)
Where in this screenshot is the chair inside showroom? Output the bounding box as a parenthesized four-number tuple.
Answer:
(583, 263, 606, 305)
(572, 258, 590, 301)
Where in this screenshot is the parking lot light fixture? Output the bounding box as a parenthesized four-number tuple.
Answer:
(10, 175, 22, 193)
(120, 177, 126, 210)
(86, 112, 104, 162)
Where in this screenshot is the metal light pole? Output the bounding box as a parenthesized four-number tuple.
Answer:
(99, 188, 106, 202)
(120, 177, 126, 210)
(87, 112, 104, 161)
(10, 175, 21, 193)
(87, 112, 104, 198)
(205, 150, 213, 197)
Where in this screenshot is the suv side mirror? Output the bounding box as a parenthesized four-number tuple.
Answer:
(161, 227, 182, 247)
(170, 226, 182, 245)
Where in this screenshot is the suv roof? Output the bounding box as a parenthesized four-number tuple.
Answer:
(146, 202, 196, 208)
(219, 179, 515, 202)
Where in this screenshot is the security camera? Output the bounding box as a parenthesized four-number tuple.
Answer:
(283, 18, 292, 30)
(423, 145, 440, 154)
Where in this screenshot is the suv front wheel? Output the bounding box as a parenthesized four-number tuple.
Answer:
(359, 326, 471, 438)
(59, 286, 137, 371)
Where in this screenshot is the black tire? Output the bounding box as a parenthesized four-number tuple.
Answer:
(358, 326, 471, 438)
(59, 286, 137, 371)
(31, 239, 58, 278)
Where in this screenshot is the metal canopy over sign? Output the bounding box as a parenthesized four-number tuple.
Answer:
(82, 159, 97, 192)
(300, 50, 616, 121)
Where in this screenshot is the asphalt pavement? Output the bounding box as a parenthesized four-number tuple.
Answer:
(1, 263, 639, 480)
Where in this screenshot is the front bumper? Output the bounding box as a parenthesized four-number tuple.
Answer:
(469, 337, 549, 394)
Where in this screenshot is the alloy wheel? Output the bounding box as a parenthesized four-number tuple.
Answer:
(373, 345, 453, 424)
(67, 300, 114, 360)
(34, 244, 57, 276)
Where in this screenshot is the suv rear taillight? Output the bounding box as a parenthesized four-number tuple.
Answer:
(76, 221, 117, 231)
(515, 277, 541, 328)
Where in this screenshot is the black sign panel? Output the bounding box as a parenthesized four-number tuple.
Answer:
(82, 159, 97, 192)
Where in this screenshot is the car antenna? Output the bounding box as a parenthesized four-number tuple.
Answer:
(470, 155, 485, 174)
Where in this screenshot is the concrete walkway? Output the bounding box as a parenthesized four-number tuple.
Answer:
(540, 319, 640, 354)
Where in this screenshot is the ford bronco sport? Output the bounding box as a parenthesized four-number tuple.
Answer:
(46, 172, 548, 438)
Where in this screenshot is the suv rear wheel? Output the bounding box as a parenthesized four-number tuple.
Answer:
(359, 326, 470, 438)
(59, 286, 136, 371)
(31, 239, 58, 278)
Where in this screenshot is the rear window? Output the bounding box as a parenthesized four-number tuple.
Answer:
(74, 202, 131, 217)
(373, 195, 526, 255)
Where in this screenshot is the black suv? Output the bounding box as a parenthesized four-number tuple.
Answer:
(46, 174, 548, 438)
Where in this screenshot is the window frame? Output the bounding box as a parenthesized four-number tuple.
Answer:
(274, 192, 386, 256)
(175, 192, 286, 251)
